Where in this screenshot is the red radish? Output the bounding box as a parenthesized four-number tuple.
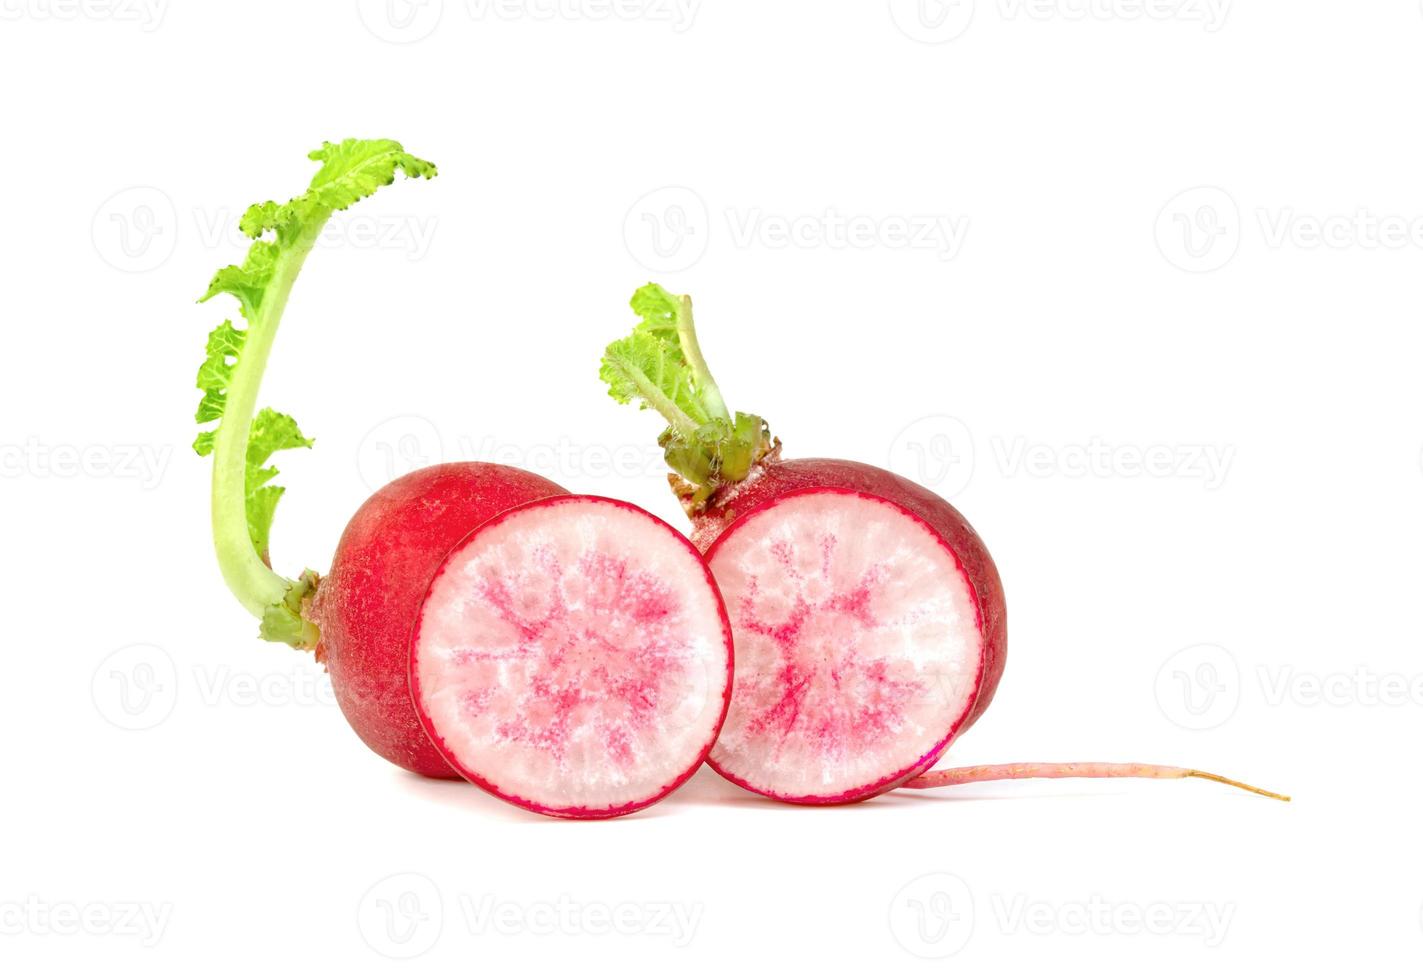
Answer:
(192, 144, 733, 817)
(191, 140, 528, 776)
(703, 485, 995, 803)
(410, 495, 733, 818)
(600, 284, 1287, 805)
(310, 463, 566, 777)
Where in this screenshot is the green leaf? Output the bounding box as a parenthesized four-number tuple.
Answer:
(194, 320, 246, 435)
(200, 242, 279, 318)
(193, 139, 435, 634)
(600, 283, 723, 433)
(628, 282, 683, 339)
(244, 409, 313, 563)
(194, 140, 435, 557)
(600, 283, 772, 493)
(194, 140, 437, 454)
(601, 331, 709, 430)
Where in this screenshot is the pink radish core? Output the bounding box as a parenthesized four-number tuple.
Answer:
(706, 489, 983, 802)
(412, 497, 732, 817)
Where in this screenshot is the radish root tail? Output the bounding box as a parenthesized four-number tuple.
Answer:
(902, 762, 1290, 802)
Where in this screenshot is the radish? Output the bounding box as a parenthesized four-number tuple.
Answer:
(311, 463, 566, 776)
(188, 143, 1284, 811)
(410, 495, 733, 818)
(600, 284, 1288, 804)
(702, 484, 997, 802)
(191, 140, 570, 777)
(191, 143, 731, 815)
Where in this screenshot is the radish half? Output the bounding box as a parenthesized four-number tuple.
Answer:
(704, 486, 988, 803)
(410, 495, 733, 818)
(600, 284, 1288, 806)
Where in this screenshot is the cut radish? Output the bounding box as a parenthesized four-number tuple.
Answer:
(410, 495, 733, 818)
(313, 463, 567, 777)
(597, 283, 1287, 809)
(705, 488, 985, 803)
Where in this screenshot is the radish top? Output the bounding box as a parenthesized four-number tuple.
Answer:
(600, 285, 775, 509)
(192, 139, 436, 648)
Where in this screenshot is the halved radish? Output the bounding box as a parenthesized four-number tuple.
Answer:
(410, 495, 733, 818)
(599, 283, 1287, 806)
(704, 487, 985, 803)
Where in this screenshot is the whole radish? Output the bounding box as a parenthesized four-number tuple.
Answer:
(600, 284, 1287, 805)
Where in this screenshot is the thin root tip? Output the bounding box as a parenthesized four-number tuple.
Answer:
(1185, 770, 1291, 802)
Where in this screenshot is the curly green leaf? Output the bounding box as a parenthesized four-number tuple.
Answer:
(192, 139, 436, 644)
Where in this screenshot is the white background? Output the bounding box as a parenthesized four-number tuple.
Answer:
(3, 0, 1418, 974)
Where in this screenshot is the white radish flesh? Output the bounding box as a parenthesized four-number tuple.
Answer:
(705, 489, 986, 803)
(411, 495, 733, 818)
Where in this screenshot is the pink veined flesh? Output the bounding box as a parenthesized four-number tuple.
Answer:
(411, 495, 733, 818)
(695, 474, 1290, 806)
(704, 488, 985, 803)
(903, 762, 1290, 801)
(689, 457, 1007, 731)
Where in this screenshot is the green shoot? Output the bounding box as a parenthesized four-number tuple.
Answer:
(193, 139, 436, 647)
(600, 284, 773, 505)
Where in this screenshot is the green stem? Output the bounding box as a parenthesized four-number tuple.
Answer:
(210, 226, 322, 619)
(674, 295, 729, 421)
(601, 283, 777, 507)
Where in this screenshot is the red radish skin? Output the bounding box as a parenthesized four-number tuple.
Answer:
(310, 463, 567, 778)
(410, 495, 733, 818)
(687, 456, 1005, 731)
(703, 484, 993, 803)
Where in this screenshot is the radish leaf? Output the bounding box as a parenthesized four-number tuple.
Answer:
(601, 284, 772, 497)
(193, 139, 435, 647)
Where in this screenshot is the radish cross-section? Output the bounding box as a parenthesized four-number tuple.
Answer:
(706, 489, 985, 803)
(411, 496, 733, 818)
